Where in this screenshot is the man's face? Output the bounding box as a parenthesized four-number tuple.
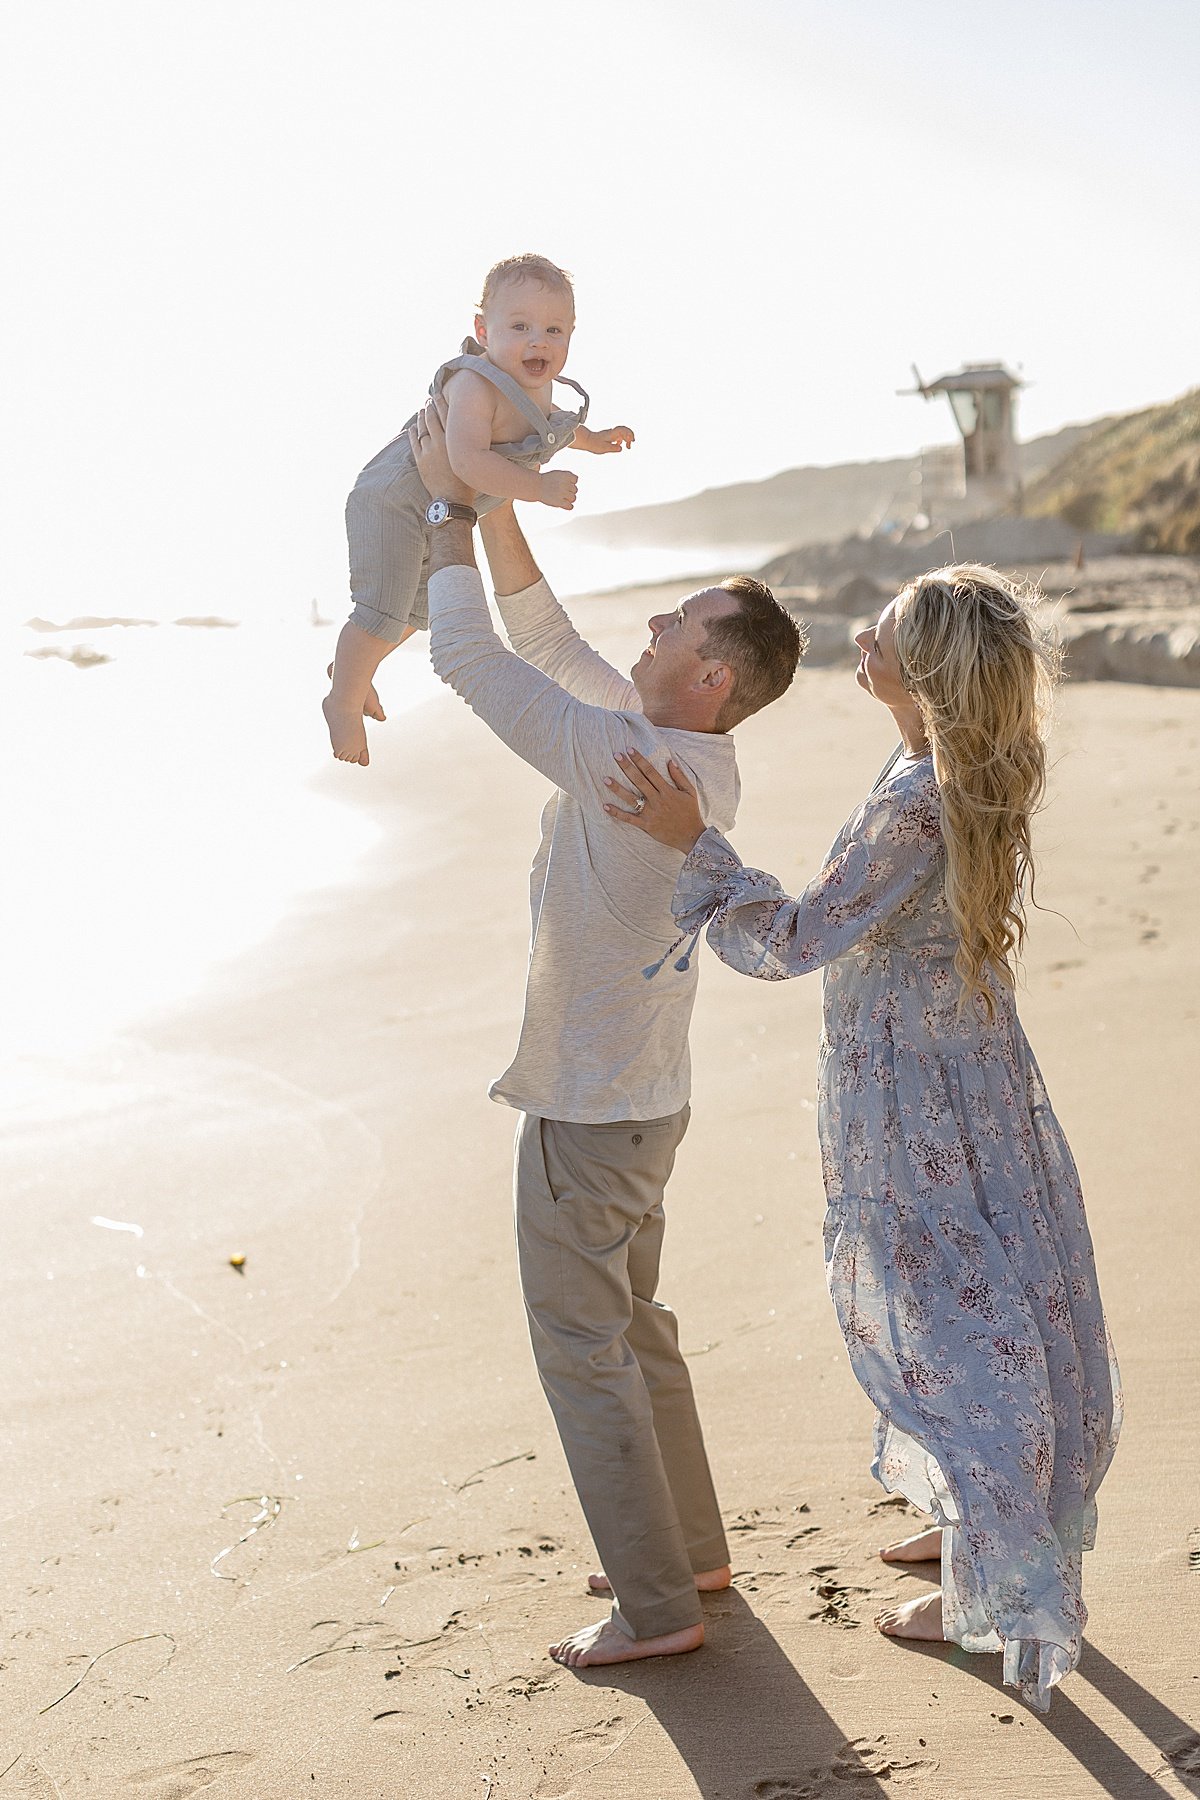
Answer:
(631, 588, 740, 712)
(475, 279, 574, 392)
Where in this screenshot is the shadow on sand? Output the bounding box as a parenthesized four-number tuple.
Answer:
(1064, 1644, 1200, 1796)
(843, 1627, 1200, 1800)
(578, 1601, 1200, 1799)
(590, 1591, 898, 1799)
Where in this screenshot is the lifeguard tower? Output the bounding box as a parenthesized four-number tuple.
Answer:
(902, 362, 1024, 523)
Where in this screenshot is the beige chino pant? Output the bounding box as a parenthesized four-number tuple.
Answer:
(515, 1107, 729, 1640)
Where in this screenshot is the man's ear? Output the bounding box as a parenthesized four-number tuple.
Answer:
(699, 663, 732, 698)
(474, 313, 488, 347)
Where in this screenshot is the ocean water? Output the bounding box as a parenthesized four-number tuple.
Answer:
(1, 617, 442, 1061)
(530, 525, 785, 600)
(2, 528, 756, 1065)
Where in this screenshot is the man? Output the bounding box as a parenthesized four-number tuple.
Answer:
(410, 400, 803, 1668)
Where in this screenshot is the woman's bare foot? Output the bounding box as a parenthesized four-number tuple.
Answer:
(549, 1617, 704, 1669)
(327, 663, 385, 722)
(875, 1591, 945, 1641)
(586, 1563, 731, 1597)
(879, 1527, 942, 1564)
(322, 695, 370, 765)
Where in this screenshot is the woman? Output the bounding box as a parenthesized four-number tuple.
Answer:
(604, 565, 1121, 1711)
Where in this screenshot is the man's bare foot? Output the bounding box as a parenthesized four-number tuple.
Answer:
(322, 695, 369, 765)
(587, 1564, 731, 1597)
(327, 664, 385, 722)
(875, 1591, 945, 1641)
(879, 1528, 942, 1564)
(549, 1617, 704, 1669)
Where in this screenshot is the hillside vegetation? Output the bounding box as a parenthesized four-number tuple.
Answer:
(1027, 388, 1200, 553)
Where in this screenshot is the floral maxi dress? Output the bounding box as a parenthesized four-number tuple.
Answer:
(673, 751, 1121, 1711)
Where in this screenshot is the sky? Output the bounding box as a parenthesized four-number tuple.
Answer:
(3, 0, 1199, 624)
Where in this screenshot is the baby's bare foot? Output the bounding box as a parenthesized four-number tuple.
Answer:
(549, 1617, 703, 1669)
(327, 663, 385, 722)
(879, 1528, 942, 1564)
(875, 1591, 945, 1641)
(322, 695, 370, 765)
(587, 1564, 730, 1597)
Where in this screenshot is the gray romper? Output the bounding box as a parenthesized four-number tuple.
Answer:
(345, 339, 589, 640)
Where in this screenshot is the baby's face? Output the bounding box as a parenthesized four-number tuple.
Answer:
(475, 279, 574, 392)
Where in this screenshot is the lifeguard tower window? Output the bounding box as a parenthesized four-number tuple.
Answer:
(949, 390, 1007, 478)
(901, 362, 1023, 520)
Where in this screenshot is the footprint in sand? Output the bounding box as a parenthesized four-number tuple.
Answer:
(1165, 1732, 1200, 1778)
(534, 1716, 628, 1800)
(124, 1751, 254, 1797)
(754, 1735, 936, 1796)
(836, 1737, 936, 1781)
(500, 1672, 559, 1701)
(5, 1761, 65, 1800)
(807, 1569, 871, 1628)
(733, 1568, 787, 1595)
(1187, 1526, 1200, 1572)
(865, 1494, 920, 1520)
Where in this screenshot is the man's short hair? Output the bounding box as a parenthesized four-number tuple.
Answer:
(479, 254, 575, 314)
(703, 577, 806, 729)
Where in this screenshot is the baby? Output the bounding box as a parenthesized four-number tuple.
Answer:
(323, 253, 634, 765)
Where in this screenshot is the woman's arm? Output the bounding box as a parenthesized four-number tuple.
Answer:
(444, 373, 577, 508)
(609, 749, 943, 979)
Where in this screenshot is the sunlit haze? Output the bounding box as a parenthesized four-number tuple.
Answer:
(3, 0, 1198, 1056)
(3, 0, 1198, 624)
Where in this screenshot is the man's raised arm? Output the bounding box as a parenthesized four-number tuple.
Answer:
(413, 407, 641, 804)
(478, 503, 639, 712)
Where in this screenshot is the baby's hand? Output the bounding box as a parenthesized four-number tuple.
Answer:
(540, 469, 579, 511)
(589, 425, 635, 454)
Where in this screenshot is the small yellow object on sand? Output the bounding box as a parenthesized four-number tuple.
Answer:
(228, 1254, 247, 1269)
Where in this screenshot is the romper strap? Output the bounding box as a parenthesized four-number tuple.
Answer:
(432, 340, 588, 446)
(552, 371, 590, 427)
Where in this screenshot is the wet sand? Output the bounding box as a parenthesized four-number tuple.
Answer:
(3, 582, 1198, 1798)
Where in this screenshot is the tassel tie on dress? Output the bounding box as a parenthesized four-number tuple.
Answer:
(642, 917, 709, 980)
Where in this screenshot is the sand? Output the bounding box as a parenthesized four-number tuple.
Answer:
(4, 580, 1199, 1799)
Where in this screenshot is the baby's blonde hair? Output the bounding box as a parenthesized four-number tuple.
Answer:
(893, 564, 1062, 1017)
(478, 254, 574, 314)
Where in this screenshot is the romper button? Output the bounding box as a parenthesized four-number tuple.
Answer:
(547, 432, 556, 444)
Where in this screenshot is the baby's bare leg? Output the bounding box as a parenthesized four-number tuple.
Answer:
(325, 663, 387, 722)
(323, 622, 411, 765)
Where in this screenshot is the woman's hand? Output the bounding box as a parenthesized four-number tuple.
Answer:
(603, 750, 706, 855)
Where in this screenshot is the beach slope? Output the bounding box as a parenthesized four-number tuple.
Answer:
(3, 583, 1197, 1798)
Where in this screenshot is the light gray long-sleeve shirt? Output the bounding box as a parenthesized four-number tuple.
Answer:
(427, 565, 740, 1123)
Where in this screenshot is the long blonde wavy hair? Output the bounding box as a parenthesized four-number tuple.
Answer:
(892, 564, 1062, 1015)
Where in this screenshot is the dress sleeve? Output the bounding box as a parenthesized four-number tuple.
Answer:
(673, 766, 944, 980)
(494, 576, 640, 711)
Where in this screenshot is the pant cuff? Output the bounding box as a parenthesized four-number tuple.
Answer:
(611, 1588, 703, 1641)
(687, 1532, 730, 1573)
(348, 603, 415, 644)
